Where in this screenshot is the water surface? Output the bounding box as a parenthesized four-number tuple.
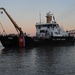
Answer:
(0, 46, 75, 75)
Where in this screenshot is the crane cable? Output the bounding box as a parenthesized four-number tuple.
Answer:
(0, 22, 6, 35)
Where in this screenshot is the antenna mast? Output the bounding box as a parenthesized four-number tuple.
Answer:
(39, 11, 41, 24)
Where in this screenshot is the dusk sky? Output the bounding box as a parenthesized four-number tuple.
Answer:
(0, 0, 75, 36)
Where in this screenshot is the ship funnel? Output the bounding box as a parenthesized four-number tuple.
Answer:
(46, 12, 52, 23)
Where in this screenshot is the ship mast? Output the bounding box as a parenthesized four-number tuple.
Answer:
(39, 11, 41, 24)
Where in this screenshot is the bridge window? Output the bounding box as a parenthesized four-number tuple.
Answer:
(40, 30, 45, 33)
(38, 27, 41, 29)
(40, 30, 48, 33)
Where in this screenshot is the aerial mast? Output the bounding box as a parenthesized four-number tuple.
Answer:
(39, 11, 41, 24)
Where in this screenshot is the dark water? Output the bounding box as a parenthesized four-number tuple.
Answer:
(0, 45, 75, 75)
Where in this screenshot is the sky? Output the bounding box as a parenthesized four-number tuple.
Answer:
(0, 0, 75, 36)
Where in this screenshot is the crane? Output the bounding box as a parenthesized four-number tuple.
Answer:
(0, 7, 23, 36)
(0, 7, 27, 47)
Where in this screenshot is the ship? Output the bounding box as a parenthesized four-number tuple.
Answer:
(33, 12, 74, 46)
(0, 8, 74, 48)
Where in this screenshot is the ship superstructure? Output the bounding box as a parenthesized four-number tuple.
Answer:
(34, 12, 74, 46)
(35, 12, 68, 39)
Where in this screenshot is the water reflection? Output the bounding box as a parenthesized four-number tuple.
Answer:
(0, 46, 75, 75)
